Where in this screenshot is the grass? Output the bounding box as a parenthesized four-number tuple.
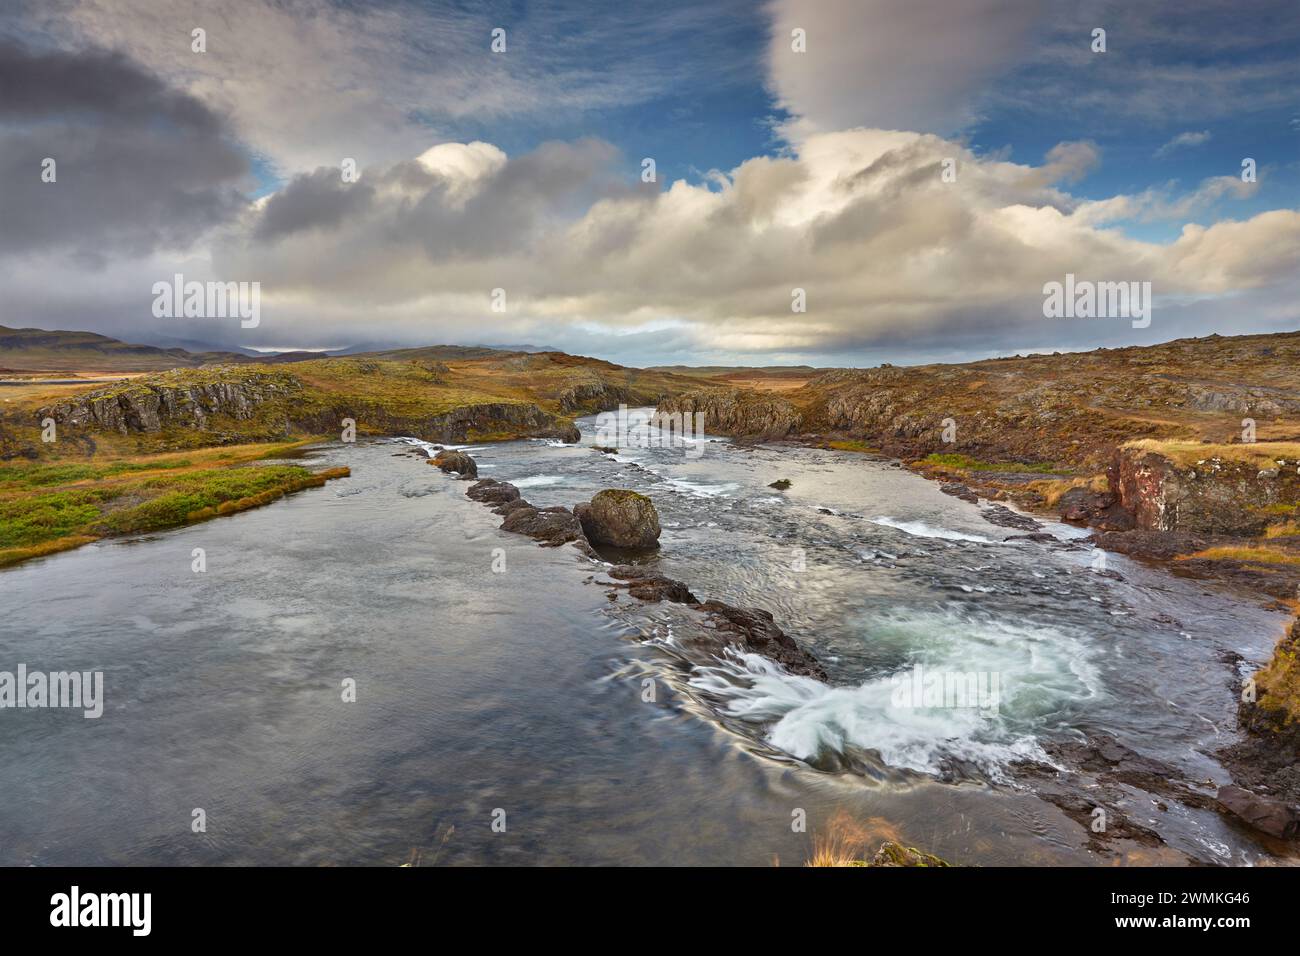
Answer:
(1264, 520, 1300, 539)
(827, 439, 881, 453)
(0, 442, 349, 568)
(919, 452, 1068, 474)
(1251, 620, 1300, 731)
(1124, 439, 1300, 469)
(1024, 474, 1109, 508)
(1184, 546, 1300, 566)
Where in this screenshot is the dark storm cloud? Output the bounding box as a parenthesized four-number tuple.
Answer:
(0, 40, 248, 259)
(254, 168, 376, 241)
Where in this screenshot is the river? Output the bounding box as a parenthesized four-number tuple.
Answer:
(0, 410, 1292, 865)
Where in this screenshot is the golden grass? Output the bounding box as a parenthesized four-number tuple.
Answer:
(1184, 545, 1300, 566)
(0, 534, 99, 568)
(1025, 474, 1109, 509)
(1264, 520, 1300, 539)
(805, 810, 900, 867)
(827, 439, 881, 454)
(1124, 439, 1300, 469)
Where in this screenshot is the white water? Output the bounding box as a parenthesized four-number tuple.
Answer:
(870, 516, 998, 543)
(689, 607, 1102, 779)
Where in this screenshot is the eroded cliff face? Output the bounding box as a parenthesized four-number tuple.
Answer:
(655, 388, 802, 439)
(1110, 446, 1300, 535)
(290, 400, 580, 444)
(37, 365, 581, 446)
(40, 368, 301, 435)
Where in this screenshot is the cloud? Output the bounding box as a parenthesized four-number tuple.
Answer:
(24, 0, 764, 173)
(764, 0, 1045, 138)
(0, 40, 248, 260)
(989, 1, 1300, 128)
(183, 129, 1300, 359)
(1154, 130, 1211, 157)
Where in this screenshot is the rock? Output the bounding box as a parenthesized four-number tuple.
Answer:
(1004, 532, 1058, 544)
(1217, 785, 1300, 839)
(1056, 485, 1135, 530)
(466, 478, 519, 505)
(592, 445, 618, 455)
(769, 479, 792, 490)
(940, 483, 978, 503)
(866, 842, 950, 867)
(980, 504, 1042, 532)
(1110, 446, 1300, 536)
(573, 489, 661, 549)
(1089, 528, 1207, 561)
(655, 388, 801, 439)
(606, 565, 699, 604)
(431, 450, 478, 479)
(696, 600, 827, 680)
(500, 504, 588, 548)
(39, 366, 301, 436)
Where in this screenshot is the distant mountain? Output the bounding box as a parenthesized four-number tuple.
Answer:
(0, 325, 554, 375)
(0, 325, 260, 373)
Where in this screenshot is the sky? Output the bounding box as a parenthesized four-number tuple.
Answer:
(1, 0, 1298, 367)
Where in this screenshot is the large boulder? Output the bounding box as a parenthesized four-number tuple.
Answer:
(574, 489, 661, 549)
(431, 450, 477, 479)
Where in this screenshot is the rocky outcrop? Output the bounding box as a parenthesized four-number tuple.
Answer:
(1057, 486, 1133, 530)
(37, 366, 583, 446)
(295, 400, 581, 446)
(655, 388, 801, 439)
(604, 565, 699, 604)
(431, 450, 477, 479)
(39, 367, 300, 436)
(574, 489, 661, 549)
(1110, 446, 1300, 535)
(1216, 785, 1299, 839)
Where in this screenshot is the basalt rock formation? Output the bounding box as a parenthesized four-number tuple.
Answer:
(1111, 446, 1300, 535)
(655, 388, 801, 440)
(39, 367, 300, 437)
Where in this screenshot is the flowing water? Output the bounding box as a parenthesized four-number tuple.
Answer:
(0, 410, 1292, 866)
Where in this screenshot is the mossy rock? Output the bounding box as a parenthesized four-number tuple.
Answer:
(574, 488, 660, 549)
(865, 841, 951, 867)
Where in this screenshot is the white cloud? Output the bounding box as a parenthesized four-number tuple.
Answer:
(177, 129, 1300, 357)
(1154, 130, 1211, 157)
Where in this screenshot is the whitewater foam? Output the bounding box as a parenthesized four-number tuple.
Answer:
(687, 607, 1101, 779)
(870, 516, 996, 543)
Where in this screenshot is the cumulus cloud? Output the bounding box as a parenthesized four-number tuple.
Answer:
(0, 40, 248, 260)
(191, 129, 1300, 358)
